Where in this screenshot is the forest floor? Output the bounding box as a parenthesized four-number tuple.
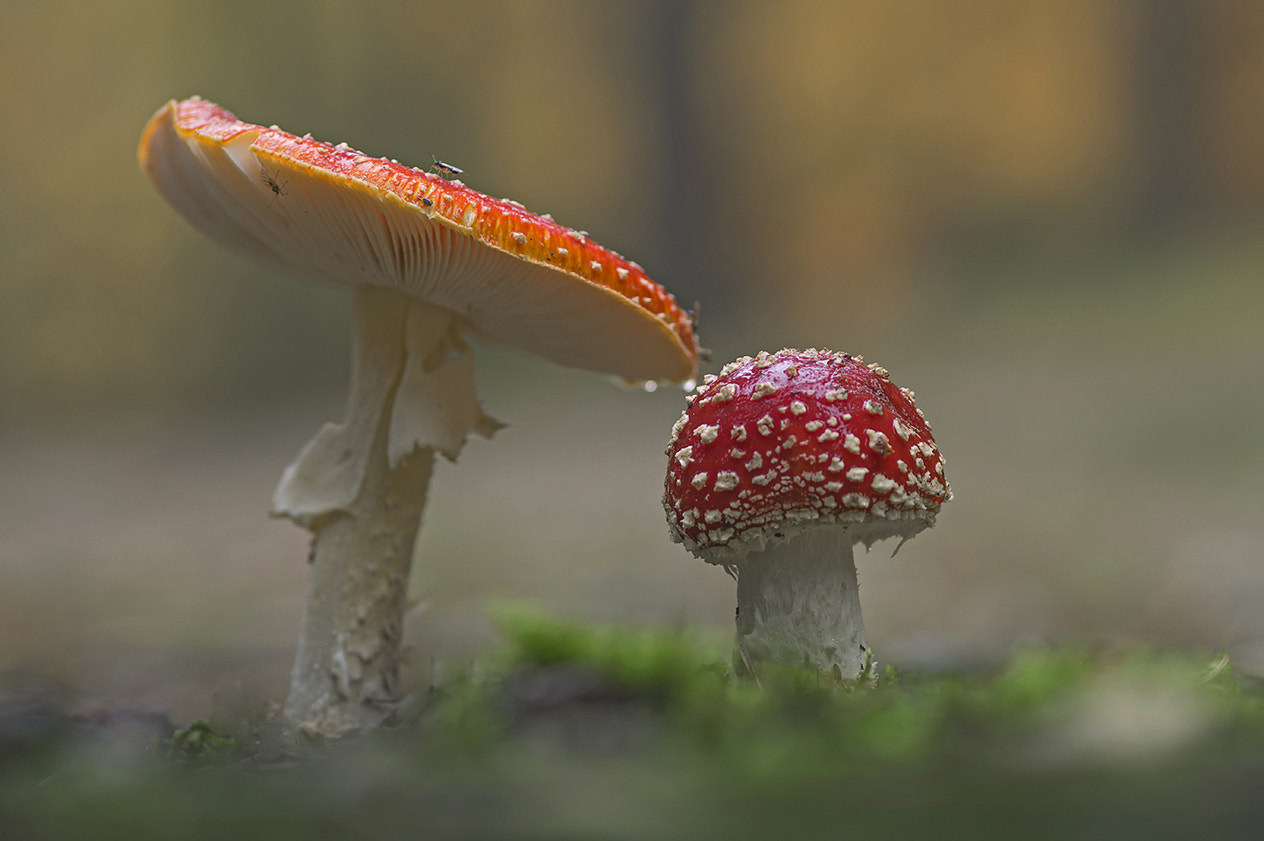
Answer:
(2, 611, 1262, 841)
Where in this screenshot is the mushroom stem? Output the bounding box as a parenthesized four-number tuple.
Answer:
(733, 525, 872, 681)
(282, 426, 434, 737)
(276, 285, 498, 738)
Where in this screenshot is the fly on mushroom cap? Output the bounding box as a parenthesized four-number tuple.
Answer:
(663, 348, 950, 680)
(139, 97, 700, 738)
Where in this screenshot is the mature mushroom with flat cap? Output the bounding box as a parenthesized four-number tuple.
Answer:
(663, 349, 949, 680)
(139, 97, 699, 737)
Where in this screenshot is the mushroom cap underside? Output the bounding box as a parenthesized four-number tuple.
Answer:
(139, 97, 699, 386)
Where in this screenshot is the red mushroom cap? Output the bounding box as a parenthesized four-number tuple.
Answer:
(664, 348, 950, 559)
(138, 97, 699, 386)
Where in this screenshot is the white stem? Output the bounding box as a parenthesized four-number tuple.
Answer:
(277, 285, 497, 739)
(282, 429, 433, 737)
(733, 525, 872, 681)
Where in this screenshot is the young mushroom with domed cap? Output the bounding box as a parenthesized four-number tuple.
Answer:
(663, 349, 949, 681)
(139, 97, 699, 738)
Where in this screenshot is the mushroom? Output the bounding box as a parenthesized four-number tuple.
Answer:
(662, 349, 949, 681)
(138, 97, 699, 737)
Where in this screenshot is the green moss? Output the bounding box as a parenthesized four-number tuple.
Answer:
(492, 604, 724, 692)
(166, 720, 244, 766)
(436, 610, 1264, 777)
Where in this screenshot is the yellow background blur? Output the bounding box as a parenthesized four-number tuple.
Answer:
(2, 1, 1262, 717)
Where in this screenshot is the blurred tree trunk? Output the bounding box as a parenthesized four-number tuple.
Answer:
(644, 0, 718, 320)
(1127, 0, 1211, 237)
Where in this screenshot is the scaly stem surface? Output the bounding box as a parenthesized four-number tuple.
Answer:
(281, 426, 434, 737)
(733, 525, 872, 681)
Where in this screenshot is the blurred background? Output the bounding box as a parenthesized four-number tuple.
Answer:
(1, 0, 1262, 722)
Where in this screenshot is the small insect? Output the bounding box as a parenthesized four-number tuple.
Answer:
(260, 166, 287, 206)
(429, 154, 464, 178)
